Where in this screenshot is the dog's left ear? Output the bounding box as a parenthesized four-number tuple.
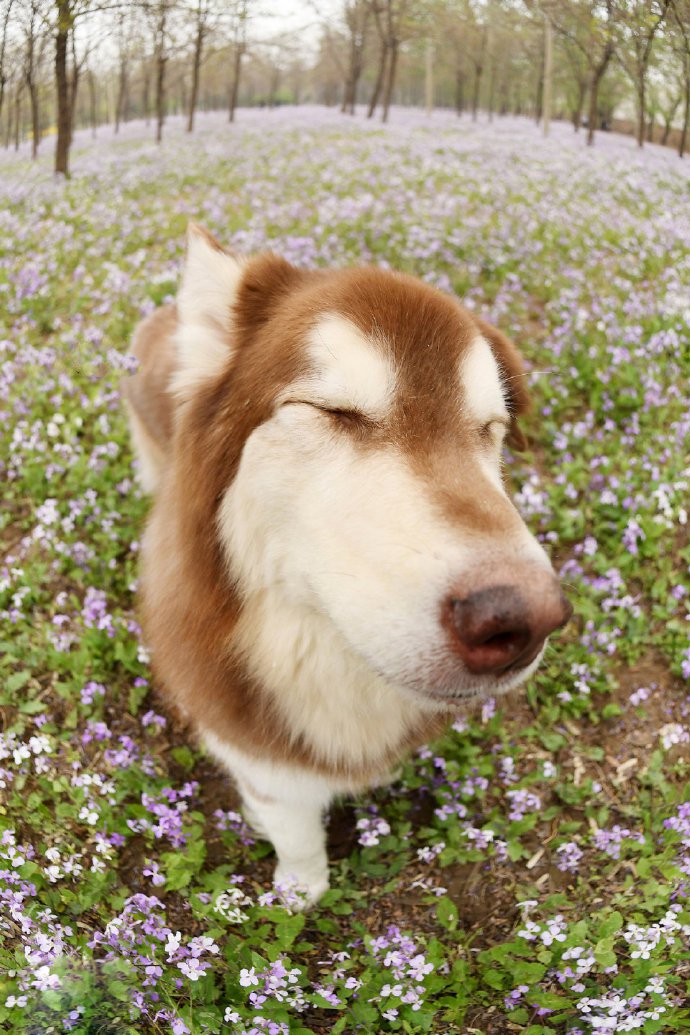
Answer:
(477, 317, 531, 451)
(173, 223, 245, 399)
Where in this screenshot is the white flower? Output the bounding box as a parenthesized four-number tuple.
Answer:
(239, 967, 259, 987)
(165, 931, 182, 959)
(178, 958, 205, 981)
(5, 995, 28, 1008)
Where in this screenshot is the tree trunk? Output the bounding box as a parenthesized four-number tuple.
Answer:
(68, 60, 80, 147)
(341, 73, 352, 113)
(143, 66, 150, 126)
(342, 35, 356, 114)
(367, 39, 387, 118)
(535, 65, 543, 124)
(425, 39, 433, 116)
(472, 62, 482, 121)
(25, 30, 40, 160)
(2, 91, 9, 147)
(27, 75, 39, 158)
(343, 51, 363, 115)
(115, 59, 126, 133)
(13, 85, 21, 150)
(455, 66, 464, 115)
(155, 51, 166, 143)
(659, 92, 679, 145)
(54, 6, 71, 176)
(646, 113, 655, 142)
(487, 61, 496, 123)
(187, 25, 203, 132)
(680, 62, 690, 158)
(542, 15, 552, 137)
(88, 68, 97, 136)
(636, 79, 645, 147)
(228, 45, 242, 122)
(2, 88, 9, 147)
(381, 38, 398, 122)
(573, 80, 586, 131)
(587, 45, 613, 147)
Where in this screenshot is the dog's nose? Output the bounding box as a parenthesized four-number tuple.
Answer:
(447, 583, 571, 675)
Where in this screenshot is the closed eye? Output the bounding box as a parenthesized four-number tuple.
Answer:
(320, 406, 371, 430)
(479, 418, 509, 444)
(281, 399, 375, 431)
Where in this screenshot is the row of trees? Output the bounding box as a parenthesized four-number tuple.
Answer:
(3, 0, 690, 177)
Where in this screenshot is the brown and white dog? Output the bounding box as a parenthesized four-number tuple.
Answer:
(124, 224, 570, 904)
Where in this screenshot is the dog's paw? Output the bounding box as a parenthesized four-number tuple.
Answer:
(273, 863, 329, 911)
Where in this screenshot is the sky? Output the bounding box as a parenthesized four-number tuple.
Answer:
(252, 0, 341, 50)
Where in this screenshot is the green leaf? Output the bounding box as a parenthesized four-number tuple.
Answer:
(5, 669, 31, 694)
(512, 961, 546, 984)
(19, 697, 47, 714)
(274, 913, 305, 950)
(481, 967, 506, 990)
(436, 896, 458, 932)
(538, 730, 566, 751)
(598, 911, 623, 938)
(594, 937, 616, 969)
(171, 745, 196, 770)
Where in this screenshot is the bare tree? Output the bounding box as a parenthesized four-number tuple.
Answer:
(186, 0, 219, 131)
(0, 0, 15, 125)
(468, 17, 488, 120)
(143, 0, 178, 143)
(671, 0, 690, 156)
(53, 0, 85, 175)
(227, 0, 248, 122)
(67, 24, 89, 146)
(112, 9, 136, 133)
(617, 0, 670, 146)
(552, 0, 621, 145)
(85, 61, 96, 132)
(379, 0, 416, 122)
(19, 0, 48, 158)
(560, 31, 590, 129)
(367, 1, 387, 116)
(341, 0, 371, 113)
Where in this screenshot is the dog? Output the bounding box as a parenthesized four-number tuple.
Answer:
(123, 224, 570, 905)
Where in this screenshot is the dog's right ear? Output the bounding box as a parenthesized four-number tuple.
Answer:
(173, 223, 244, 399)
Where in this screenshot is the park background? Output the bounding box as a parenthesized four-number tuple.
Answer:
(3, 0, 690, 175)
(2, 2, 690, 1034)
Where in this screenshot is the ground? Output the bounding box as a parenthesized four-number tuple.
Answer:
(1, 107, 689, 1035)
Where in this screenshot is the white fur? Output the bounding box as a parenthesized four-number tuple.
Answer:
(286, 314, 395, 417)
(461, 335, 512, 488)
(218, 408, 551, 772)
(202, 731, 335, 904)
(171, 227, 244, 399)
(461, 335, 510, 426)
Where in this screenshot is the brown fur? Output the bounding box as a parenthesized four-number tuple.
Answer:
(122, 305, 178, 451)
(131, 253, 531, 781)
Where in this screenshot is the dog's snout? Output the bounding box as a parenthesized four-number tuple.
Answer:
(447, 581, 571, 676)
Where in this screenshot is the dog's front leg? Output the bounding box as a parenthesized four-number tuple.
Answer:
(202, 732, 331, 907)
(239, 775, 331, 906)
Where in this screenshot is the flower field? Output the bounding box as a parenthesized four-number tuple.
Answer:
(2, 107, 690, 1034)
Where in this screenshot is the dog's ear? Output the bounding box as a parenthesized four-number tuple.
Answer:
(233, 251, 307, 342)
(173, 223, 244, 398)
(476, 318, 531, 451)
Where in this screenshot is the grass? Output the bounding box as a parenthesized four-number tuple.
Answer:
(1, 107, 689, 1034)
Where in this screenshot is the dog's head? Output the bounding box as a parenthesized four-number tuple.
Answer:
(171, 225, 570, 708)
